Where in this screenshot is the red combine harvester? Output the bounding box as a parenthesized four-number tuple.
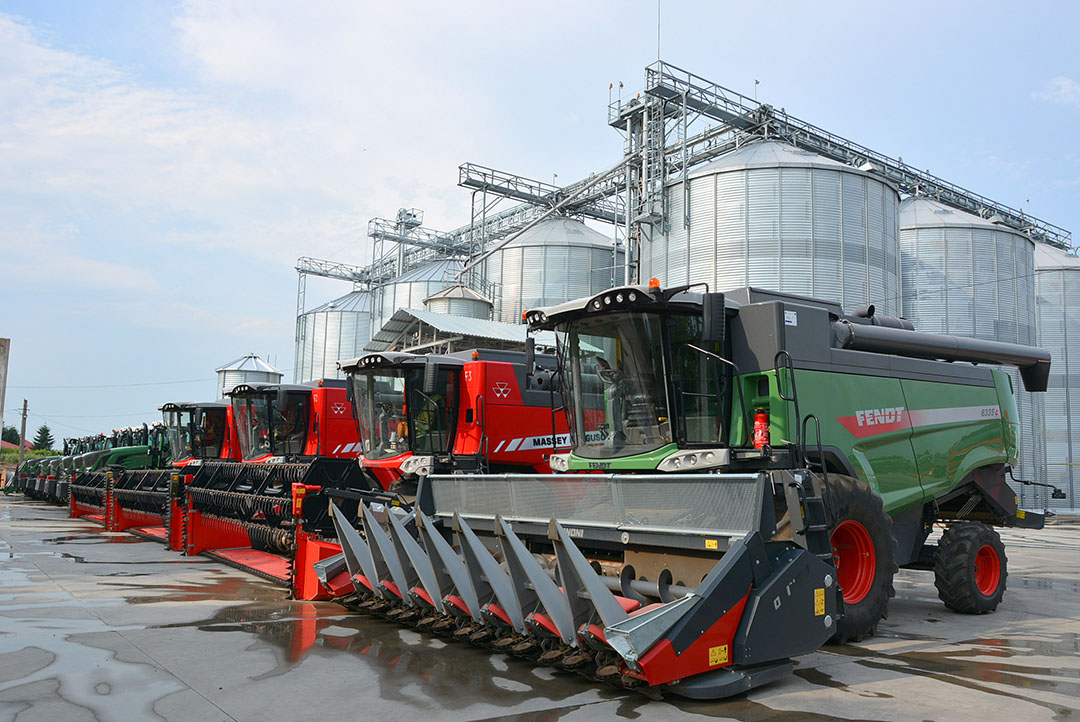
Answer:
(310, 348, 569, 600)
(111, 401, 244, 546)
(345, 349, 568, 489)
(181, 380, 381, 598)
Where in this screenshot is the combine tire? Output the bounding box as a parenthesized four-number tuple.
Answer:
(934, 522, 1007, 614)
(827, 475, 897, 643)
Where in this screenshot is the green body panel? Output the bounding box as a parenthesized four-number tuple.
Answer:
(567, 443, 679, 472)
(734, 368, 1008, 516)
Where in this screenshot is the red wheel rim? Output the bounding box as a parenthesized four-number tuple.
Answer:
(831, 520, 876, 604)
(974, 544, 1001, 596)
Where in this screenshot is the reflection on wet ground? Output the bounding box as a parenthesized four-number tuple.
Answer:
(1, 498, 1079, 722)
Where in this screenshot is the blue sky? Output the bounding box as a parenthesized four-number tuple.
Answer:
(1, 1, 1078, 441)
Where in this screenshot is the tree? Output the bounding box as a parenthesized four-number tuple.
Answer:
(32, 425, 54, 452)
(2, 426, 19, 445)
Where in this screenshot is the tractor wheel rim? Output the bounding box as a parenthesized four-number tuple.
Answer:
(831, 520, 876, 605)
(974, 544, 1001, 596)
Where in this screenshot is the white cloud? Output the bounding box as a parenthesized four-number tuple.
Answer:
(1033, 76, 1080, 108)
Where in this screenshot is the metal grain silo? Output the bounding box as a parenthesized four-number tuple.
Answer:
(482, 217, 622, 324)
(294, 290, 371, 383)
(648, 140, 901, 315)
(371, 258, 463, 335)
(899, 197, 1044, 498)
(216, 354, 283, 400)
(1035, 243, 1080, 513)
(423, 284, 493, 319)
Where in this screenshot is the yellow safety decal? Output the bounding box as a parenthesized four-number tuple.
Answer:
(1017, 509, 1026, 519)
(814, 588, 825, 616)
(708, 645, 729, 666)
(1014, 495, 1019, 506)
(704, 538, 718, 550)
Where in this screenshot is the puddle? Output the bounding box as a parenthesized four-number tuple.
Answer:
(150, 601, 600, 710)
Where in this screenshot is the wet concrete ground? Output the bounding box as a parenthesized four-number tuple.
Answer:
(0, 498, 1077, 722)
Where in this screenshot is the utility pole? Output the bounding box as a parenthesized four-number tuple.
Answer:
(17, 400, 28, 470)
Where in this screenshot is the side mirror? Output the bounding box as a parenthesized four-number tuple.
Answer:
(702, 292, 726, 345)
(525, 335, 536, 375)
(193, 408, 204, 428)
(345, 378, 354, 404)
(276, 388, 288, 414)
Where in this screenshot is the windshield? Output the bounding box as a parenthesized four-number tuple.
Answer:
(405, 367, 458, 455)
(351, 369, 408, 460)
(232, 392, 310, 460)
(163, 409, 195, 461)
(558, 310, 726, 458)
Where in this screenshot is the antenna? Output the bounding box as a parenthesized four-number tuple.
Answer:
(656, 0, 661, 61)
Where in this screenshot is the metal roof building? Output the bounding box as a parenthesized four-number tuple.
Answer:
(364, 307, 557, 354)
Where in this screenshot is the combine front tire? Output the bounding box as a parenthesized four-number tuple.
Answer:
(828, 476, 897, 643)
(934, 522, 1007, 614)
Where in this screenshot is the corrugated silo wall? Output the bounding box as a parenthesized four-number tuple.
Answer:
(1037, 265, 1080, 513)
(294, 309, 371, 383)
(900, 221, 1046, 507)
(650, 166, 900, 316)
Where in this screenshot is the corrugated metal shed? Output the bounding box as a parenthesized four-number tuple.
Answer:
(365, 308, 556, 352)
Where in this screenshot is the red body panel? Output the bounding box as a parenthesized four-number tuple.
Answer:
(451, 359, 571, 471)
(361, 452, 409, 490)
(305, 386, 361, 458)
(632, 590, 750, 686)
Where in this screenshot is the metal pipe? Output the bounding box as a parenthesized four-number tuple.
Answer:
(599, 573, 693, 602)
(832, 320, 1051, 392)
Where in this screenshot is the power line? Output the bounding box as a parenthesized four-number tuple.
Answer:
(8, 378, 209, 390)
(8, 368, 294, 390)
(29, 411, 159, 419)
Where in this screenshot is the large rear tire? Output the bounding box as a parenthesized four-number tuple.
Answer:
(828, 475, 897, 643)
(934, 522, 1007, 614)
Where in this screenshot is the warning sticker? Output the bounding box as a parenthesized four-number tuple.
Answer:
(704, 538, 718, 550)
(708, 645, 729, 666)
(814, 588, 825, 616)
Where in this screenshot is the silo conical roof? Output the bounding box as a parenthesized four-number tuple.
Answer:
(423, 284, 492, 304)
(498, 216, 614, 249)
(306, 289, 371, 313)
(899, 197, 1011, 230)
(393, 258, 463, 283)
(1034, 242, 1080, 270)
(690, 139, 870, 178)
(215, 353, 282, 374)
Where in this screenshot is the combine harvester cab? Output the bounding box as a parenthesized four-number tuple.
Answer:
(110, 402, 241, 546)
(181, 380, 381, 597)
(315, 349, 571, 601)
(342, 349, 568, 490)
(333, 281, 1055, 700)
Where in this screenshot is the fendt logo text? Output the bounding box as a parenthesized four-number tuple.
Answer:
(855, 407, 905, 427)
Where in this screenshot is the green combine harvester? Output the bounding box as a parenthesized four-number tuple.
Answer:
(331, 282, 1061, 700)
